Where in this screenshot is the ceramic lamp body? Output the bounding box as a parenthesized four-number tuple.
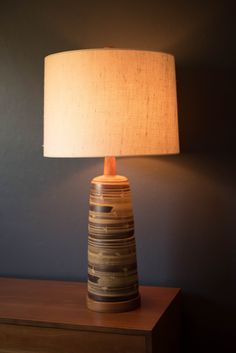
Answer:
(87, 173, 140, 312)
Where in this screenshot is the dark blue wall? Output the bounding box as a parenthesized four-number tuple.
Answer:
(0, 1, 235, 352)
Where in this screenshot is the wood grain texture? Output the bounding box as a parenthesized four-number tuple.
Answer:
(0, 278, 181, 353)
(88, 174, 140, 312)
(0, 278, 180, 333)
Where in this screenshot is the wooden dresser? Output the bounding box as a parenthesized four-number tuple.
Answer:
(0, 278, 181, 353)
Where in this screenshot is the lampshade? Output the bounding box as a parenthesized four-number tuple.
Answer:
(44, 49, 179, 157)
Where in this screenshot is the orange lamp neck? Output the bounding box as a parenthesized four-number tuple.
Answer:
(104, 156, 116, 176)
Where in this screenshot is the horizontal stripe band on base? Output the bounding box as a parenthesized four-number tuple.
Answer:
(88, 291, 139, 302)
(87, 295, 141, 313)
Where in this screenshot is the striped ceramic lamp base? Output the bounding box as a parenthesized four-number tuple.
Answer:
(87, 157, 140, 312)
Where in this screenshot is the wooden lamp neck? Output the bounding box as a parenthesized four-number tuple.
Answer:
(104, 156, 116, 176)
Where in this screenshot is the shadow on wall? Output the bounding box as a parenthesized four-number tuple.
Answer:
(120, 65, 236, 352)
(183, 293, 235, 352)
(125, 153, 235, 352)
(177, 68, 236, 155)
(176, 68, 235, 352)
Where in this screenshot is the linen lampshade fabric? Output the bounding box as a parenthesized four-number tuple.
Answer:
(44, 49, 179, 157)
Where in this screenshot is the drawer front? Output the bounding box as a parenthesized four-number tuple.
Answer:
(0, 324, 146, 353)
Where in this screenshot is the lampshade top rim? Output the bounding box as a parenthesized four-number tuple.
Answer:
(44, 48, 175, 60)
(43, 151, 180, 158)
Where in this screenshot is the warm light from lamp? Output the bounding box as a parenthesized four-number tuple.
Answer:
(44, 49, 179, 157)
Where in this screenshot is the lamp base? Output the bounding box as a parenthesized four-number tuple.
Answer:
(87, 173, 140, 313)
(87, 294, 141, 313)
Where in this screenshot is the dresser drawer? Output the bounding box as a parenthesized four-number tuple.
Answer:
(0, 323, 146, 353)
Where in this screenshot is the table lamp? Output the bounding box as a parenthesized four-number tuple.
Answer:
(43, 48, 179, 313)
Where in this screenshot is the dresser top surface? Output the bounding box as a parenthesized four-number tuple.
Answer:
(0, 278, 180, 333)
